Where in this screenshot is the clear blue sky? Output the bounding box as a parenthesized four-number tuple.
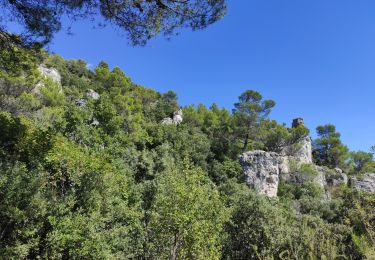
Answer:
(43, 1, 375, 151)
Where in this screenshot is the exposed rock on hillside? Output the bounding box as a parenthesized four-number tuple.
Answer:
(240, 118, 356, 198)
(161, 109, 183, 125)
(86, 89, 100, 100)
(38, 65, 61, 84)
(239, 151, 284, 197)
(281, 135, 312, 164)
(173, 109, 183, 124)
(281, 164, 326, 188)
(33, 65, 62, 95)
(350, 173, 375, 193)
(75, 89, 100, 108)
(325, 168, 348, 187)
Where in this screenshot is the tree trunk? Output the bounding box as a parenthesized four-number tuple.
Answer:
(242, 132, 249, 152)
(170, 233, 180, 260)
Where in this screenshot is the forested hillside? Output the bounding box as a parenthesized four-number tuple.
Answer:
(1, 44, 375, 259)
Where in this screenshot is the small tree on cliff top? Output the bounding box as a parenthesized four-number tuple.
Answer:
(233, 90, 275, 152)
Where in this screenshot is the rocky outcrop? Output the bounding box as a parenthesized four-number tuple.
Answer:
(239, 118, 354, 198)
(161, 117, 174, 125)
(91, 118, 100, 126)
(281, 135, 312, 164)
(76, 98, 87, 107)
(280, 165, 325, 188)
(86, 89, 100, 100)
(240, 151, 288, 197)
(38, 65, 61, 84)
(33, 65, 62, 95)
(349, 173, 375, 193)
(76, 89, 100, 107)
(325, 168, 348, 187)
(161, 109, 183, 125)
(173, 109, 183, 124)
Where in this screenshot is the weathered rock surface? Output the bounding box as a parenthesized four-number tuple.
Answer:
(281, 135, 313, 164)
(161, 117, 174, 125)
(75, 89, 100, 108)
(239, 118, 356, 198)
(173, 109, 183, 124)
(76, 98, 87, 107)
(313, 166, 329, 189)
(349, 173, 375, 193)
(325, 168, 348, 186)
(240, 150, 284, 197)
(38, 65, 61, 84)
(161, 109, 183, 125)
(91, 118, 100, 126)
(33, 65, 62, 95)
(86, 89, 100, 100)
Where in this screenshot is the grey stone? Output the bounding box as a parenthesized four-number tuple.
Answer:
(161, 109, 183, 125)
(91, 118, 100, 126)
(282, 117, 312, 164)
(161, 117, 174, 125)
(86, 89, 100, 100)
(240, 150, 282, 197)
(313, 166, 328, 188)
(239, 118, 356, 199)
(281, 135, 313, 164)
(325, 168, 348, 186)
(349, 173, 375, 193)
(38, 65, 61, 84)
(172, 109, 183, 124)
(281, 164, 326, 188)
(76, 98, 87, 108)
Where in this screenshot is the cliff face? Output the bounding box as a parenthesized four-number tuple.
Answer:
(281, 135, 312, 164)
(240, 150, 283, 197)
(240, 118, 373, 198)
(350, 173, 375, 193)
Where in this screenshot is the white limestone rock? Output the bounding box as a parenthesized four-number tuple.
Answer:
(282, 135, 312, 164)
(161, 109, 183, 125)
(161, 117, 174, 125)
(313, 166, 328, 189)
(91, 118, 100, 126)
(38, 65, 61, 84)
(86, 89, 100, 100)
(239, 117, 355, 199)
(172, 109, 183, 124)
(33, 65, 62, 95)
(239, 150, 282, 198)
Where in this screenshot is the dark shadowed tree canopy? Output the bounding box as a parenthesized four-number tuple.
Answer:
(0, 0, 227, 46)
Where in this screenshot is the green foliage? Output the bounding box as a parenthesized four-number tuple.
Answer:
(1, 48, 373, 259)
(278, 181, 323, 201)
(222, 184, 294, 259)
(40, 79, 65, 107)
(0, 163, 47, 258)
(1, 0, 227, 46)
(148, 162, 228, 259)
(259, 120, 310, 153)
(313, 124, 350, 170)
(349, 150, 375, 174)
(233, 90, 276, 152)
